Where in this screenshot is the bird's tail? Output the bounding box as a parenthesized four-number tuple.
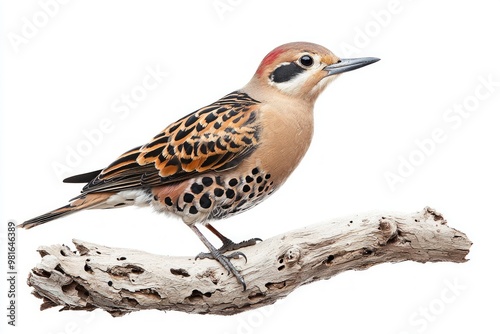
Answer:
(18, 193, 112, 229)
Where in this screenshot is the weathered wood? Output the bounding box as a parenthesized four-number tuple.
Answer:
(27, 207, 471, 316)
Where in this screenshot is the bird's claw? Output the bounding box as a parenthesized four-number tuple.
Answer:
(196, 250, 247, 263)
(220, 237, 262, 253)
(196, 236, 260, 261)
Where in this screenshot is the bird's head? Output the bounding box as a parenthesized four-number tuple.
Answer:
(250, 42, 379, 102)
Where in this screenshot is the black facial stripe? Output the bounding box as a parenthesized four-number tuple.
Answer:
(270, 62, 305, 83)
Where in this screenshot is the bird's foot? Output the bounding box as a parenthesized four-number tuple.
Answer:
(195, 250, 246, 261)
(195, 250, 247, 290)
(195, 237, 260, 260)
(219, 237, 262, 253)
(190, 225, 253, 290)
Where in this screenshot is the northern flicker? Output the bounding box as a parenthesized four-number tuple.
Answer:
(19, 42, 379, 290)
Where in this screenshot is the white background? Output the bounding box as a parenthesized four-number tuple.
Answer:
(1, 0, 499, 333)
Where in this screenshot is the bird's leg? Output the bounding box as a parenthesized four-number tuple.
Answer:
(190, 224, 247, 290)
(205, 223, 262, 253)
(196, 223, 261, 262)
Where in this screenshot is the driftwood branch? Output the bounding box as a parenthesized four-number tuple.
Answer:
(27, 207, 471, 316)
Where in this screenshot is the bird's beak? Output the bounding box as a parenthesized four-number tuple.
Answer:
(324, 57, 380, 76)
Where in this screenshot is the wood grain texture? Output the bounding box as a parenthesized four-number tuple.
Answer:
(27, 207, 471, 316)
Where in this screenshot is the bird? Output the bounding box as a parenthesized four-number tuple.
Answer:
(19, 42, 379, 290)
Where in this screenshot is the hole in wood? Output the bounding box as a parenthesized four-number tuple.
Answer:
(38, 250, 49, 257)
(170, 268, 190, 277)
(61, 281, 77, 294)
(34, 269, 51, 278)
(186, 289, 212, 303)
(248, 292, 265, 301)
(323, 254, 335, 265)
(122, 297, 138, 307)
(136, 288, 161, 300)
(75, 284, 90, 299)
(84, 263, 93, 273)
(109, 264, 145, 277)
(362, 248, 374, 256)
(54, 264, 65, 275)
(265, 281, 286, 291)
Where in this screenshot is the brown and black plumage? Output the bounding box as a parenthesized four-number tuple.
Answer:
(19, 42, 379, 289)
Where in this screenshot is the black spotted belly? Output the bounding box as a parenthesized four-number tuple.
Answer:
(162, 167, 274, 222)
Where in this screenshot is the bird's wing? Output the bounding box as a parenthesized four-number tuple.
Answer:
(79, 91, 261, 194)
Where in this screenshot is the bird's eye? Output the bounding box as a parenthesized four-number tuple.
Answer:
(299, 55, 314, 67)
